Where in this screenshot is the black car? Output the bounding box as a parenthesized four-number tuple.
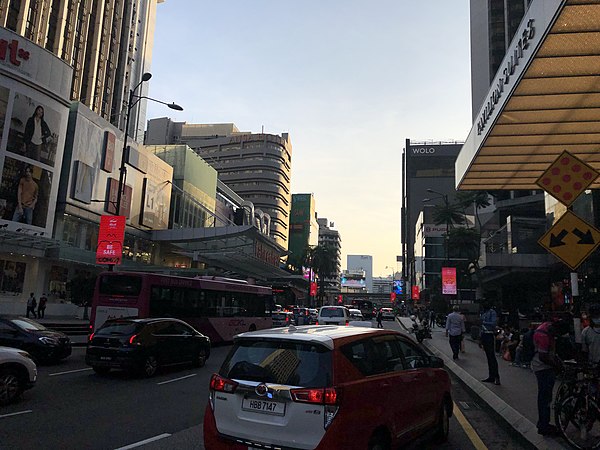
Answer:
(0, 316, 72, 363)
(86, 318, 211, 377)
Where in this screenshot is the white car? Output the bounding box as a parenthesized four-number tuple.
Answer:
(348, 309, 364, 321)
(0, 346, 37, 405)
(380, 308, 395, 320)
(317, 306, 350, 326)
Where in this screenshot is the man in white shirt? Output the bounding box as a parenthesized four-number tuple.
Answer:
(582, 304, 600, 364)
(446, 305, 465, 360)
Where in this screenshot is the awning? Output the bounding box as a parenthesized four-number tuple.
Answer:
(457, 0, 600, 190)
(152, 225, 291, 280)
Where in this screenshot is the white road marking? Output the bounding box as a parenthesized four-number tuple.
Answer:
(156, 373, 197, 385)
(49, 367, 93, 376)
(0, 410, 33, 419)
(114, 433, 171, 449)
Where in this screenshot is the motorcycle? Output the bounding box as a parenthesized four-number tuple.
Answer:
(410, 315, 432, 343)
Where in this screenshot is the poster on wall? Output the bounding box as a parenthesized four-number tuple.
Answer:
(72, 160, 95, 204)
(102, 131, 115, 172)
(105, 178, 132, 218)
(5, 92, 62, 167)
(0, 156, 52, 228)
(140, 178, 169, 229)
(0, 86, 9, 136)
(0, 259, 26, 293)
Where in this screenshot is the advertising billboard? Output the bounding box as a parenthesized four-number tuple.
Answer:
(442, 267, 457, 295)
(393, 279, 404, 295)
(96, 215, 126, 265)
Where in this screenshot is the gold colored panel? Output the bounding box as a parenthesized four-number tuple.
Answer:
(516, 76, 600, 96)
(538, 32, 600, 57)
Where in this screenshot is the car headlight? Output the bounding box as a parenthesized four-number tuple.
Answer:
(38, 336, 59, 345)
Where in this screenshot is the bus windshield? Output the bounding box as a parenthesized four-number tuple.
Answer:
(98, 275, 142, 296)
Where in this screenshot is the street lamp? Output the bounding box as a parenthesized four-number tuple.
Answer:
(115, 72, 183, 217)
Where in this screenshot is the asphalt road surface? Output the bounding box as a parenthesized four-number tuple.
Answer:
(0, 321, 529, 450)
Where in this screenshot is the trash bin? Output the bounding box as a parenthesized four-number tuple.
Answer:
(470, 325, 481, 340)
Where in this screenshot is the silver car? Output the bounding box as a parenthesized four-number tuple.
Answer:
(0, 346, 37, 405)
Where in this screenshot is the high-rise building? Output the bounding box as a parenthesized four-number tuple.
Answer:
(288, 194, 318, 268)
(317, 218, 342, 300)
(347, 255, 373, 293)
(145, 118, 292, 248)
(0, 0, 161, 140)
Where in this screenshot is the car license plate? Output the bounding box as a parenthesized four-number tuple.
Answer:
(242, 397, 285, 416)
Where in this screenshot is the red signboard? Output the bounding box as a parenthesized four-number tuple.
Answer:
(310, 282, 317, 296)
(390, 292, 396, 303)
(411, 285, 420, 300)
(442, 267, 457, 295)
(96, 215, 126, 265)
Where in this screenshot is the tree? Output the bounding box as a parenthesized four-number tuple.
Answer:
(306, 245, 338, 307)
(432, 202, 465, 230)
(455, 191, 491, 230)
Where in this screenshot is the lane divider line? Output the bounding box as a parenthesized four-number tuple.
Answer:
(157, 373, 197, 385)
(114, 433, 171, 450)
(49, 367, 93, 376)
(0, 410, 33, 419)
(453, 401, 488, 450)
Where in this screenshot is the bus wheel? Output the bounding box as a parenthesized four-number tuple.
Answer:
(140, 355, 158, 377)
(249, 324, 257, 332)
(193, 349, 207, 368)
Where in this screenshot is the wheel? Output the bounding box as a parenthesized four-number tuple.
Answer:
(367, 430, 390, 450)
(192, 348, 207, 368)
(0, 369, 22, 405)
(92, 366, 111, 375)
(435, 401, 450, 443)
(555, 393, 600, 450)
(140, 355, 158, 377)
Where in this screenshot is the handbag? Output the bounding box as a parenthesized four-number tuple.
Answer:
(502, 349, 512, 362)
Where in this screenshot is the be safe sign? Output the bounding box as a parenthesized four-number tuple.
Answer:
(538, 211, 600, 270)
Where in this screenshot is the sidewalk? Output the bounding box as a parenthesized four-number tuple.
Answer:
(397, 317, 567, 450)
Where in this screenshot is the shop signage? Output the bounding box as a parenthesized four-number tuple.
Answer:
(96, 215, 126, 265)
(538, 211, 600, 270)
(0, 39, 30, 67)
(254, 240, 280, 267)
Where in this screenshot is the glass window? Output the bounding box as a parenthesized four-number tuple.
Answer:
(95, 321, 140, 336)
(221, 339, 332, 387)
(98, 275, 142, 296)
(396, 338, 429, 369)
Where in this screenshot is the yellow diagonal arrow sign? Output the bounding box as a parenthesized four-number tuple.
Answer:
(538, 211, 600, 270)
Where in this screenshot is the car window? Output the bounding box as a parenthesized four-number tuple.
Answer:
(341, 339, 381, 376)
(371, 335, 405, 372)
(11, 318, 47, 331)
(0, 321, 16, 333)
(396, 338, 429, 369)
(96, 322, 139, 336)
(221, 339, 332, 387)
(320, 307, 344, 318)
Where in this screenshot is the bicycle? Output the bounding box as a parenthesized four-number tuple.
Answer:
(554, 361, 600, 449)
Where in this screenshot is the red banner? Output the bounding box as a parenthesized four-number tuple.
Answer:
(442, 267, 457, 295)
(96, 215, 126, 265)
(390, 292, 396, 303)
(411, 285, 420, 300)
(310, 282, 317, 296)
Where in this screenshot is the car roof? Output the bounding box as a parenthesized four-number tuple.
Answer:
(103, 317, 186, 325)
(349, 309, 362, 313)
(234, 325, 396, 350)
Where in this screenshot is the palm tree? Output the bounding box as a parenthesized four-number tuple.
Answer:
(432, 202, 465, 230)
(307, 245, 338, 307)
(455, 191, 490, 230)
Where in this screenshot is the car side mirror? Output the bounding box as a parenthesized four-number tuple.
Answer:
(429, 356, 444, 368)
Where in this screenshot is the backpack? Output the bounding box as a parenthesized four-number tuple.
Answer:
(521, 329, 536, 362)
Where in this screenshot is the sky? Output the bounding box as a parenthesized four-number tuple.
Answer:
(146, 1, 473, 278)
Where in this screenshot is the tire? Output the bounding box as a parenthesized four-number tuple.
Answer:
(0, 369, 23, 406)
(92, 366, 111, 376)
(367, 431, 390, 450)
(192, 348, 207, 368)
(140, 355, 158, 377)
(435, 401, 450, 443)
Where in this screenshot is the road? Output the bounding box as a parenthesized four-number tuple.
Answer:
(0, 320, 529, 450)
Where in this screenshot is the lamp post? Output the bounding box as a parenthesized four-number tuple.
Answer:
(109, 72, 183, 272)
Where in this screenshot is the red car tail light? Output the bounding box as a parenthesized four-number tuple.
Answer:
(291, 387, 338, 405)
(129, 334, 141, 345)
(316, 320, 319, 325)
(345, 320, 349, 326)
(209, 374, 238, 393)
(88, 332, 94, 342)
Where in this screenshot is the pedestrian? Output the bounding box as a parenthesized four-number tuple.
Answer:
(26, 292, 37, 318)
(446, 305, 465, 360)
(38, 293, 48, 319)
(531, 318, 569, 436)
(460, 310, 467, 353)
(581, 304, 600, 364)
(429, 310, 436, 328)
(479, 301, 500, 385)
(376, 309, 383, 328)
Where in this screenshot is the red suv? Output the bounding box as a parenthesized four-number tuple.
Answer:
(204, 325, 452, 449)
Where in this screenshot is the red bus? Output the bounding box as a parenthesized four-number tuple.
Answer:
(90, 272, 274, 344)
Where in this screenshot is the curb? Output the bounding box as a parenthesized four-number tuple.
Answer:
(422, 340, 566, 450)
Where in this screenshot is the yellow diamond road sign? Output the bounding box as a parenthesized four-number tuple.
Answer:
(538, 211, 600, 270)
